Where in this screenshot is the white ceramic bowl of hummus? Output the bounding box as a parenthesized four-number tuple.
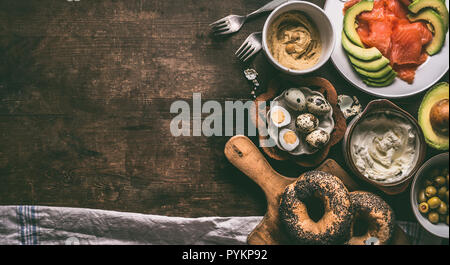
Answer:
(262, 1, 335, 75)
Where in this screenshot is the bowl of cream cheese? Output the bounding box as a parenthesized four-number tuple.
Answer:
(343, 99, 426, 195)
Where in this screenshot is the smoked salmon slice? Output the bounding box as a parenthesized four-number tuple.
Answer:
(343, 0, 432, 84)
(391, 21, 432, 65)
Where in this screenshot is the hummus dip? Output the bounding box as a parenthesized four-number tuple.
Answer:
(350, 112, 419, 184)
(267, 11, 321, 71)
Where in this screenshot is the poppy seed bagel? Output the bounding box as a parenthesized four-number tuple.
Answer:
(279, 171, 353, 245)
(347, 191, 395, 245)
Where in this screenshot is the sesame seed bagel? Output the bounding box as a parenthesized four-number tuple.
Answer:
(347, 191, 395, 245)
(279, 171, 352, 245)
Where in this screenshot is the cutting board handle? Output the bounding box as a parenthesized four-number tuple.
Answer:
(224, 135, 293, 200)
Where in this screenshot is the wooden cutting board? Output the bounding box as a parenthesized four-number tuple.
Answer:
(224, 135, 410, 245)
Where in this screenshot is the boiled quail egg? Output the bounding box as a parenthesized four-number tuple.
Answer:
(306, 129, 330, 149)
(279, 129, 300, 152)
(306, 95, 331, 116)
(270, 106, 291, 127)
(284, 88, 307, 112)
(296, 113, 319, 134)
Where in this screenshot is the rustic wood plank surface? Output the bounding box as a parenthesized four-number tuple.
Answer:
(0, 0, 448, 220)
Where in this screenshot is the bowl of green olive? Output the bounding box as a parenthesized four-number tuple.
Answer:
(410, 152, 449, 239)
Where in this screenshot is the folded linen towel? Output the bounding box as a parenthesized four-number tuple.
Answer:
(0, 206, 262, 245)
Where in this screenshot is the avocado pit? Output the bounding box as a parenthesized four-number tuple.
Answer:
(430, 99, 449, 136)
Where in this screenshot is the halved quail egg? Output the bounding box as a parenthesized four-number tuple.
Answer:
(306, 95, 331, 116)
(270, 106, 291, 127)
(306, 129, 330, 149)
(284, 88, 307, 112)
(279, 129, 300, 152)
(296, 113, 319, 134)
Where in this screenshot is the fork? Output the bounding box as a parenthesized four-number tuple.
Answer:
(210, 0, 289, 36)
(235, 32, 262, 62)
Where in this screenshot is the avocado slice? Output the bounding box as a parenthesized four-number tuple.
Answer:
(366, 71, 397, 83)
(348, 55, 390, 72)
(418, 82, 449, 150)
(408, 10, 446, 55)
(344, 0, 374, 47)
(353, 64, 394, 79)
(342, 31, 383, 61)
(408, 0, 449, 30)
(363, 74, 396, 87)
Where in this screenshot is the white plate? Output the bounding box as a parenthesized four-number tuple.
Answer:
(324, 0, 449, 98)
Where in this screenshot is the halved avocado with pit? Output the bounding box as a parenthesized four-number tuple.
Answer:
(353, 64, 394, 79)
(408, 9, 446, 55)
(348, 55, 390, 72)
(418, 82, 449, 150)
(409, 0, 449, 30)
(344, 0, 374, 47)
(342, 31, 383, 61)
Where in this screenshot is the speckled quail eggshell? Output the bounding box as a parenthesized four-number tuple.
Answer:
(279, 129, 300, 152)
(296, 113, 319, 134)
(284, 88, 307, 112)
(306, 129, 330, 149)
(306, 95, 331, 116)
(337, 95, 362, 119)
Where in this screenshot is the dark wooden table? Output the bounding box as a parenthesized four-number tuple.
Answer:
(0, 0, 448, 222)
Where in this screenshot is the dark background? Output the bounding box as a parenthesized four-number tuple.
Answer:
(0, 0, 448, 221)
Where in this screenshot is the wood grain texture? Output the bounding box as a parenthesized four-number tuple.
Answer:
(0, 0, 448, 220)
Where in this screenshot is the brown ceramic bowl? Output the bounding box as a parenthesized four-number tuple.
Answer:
(343, 99, 427, 195)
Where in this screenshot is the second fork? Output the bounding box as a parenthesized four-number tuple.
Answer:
(235, 32, 262, 62)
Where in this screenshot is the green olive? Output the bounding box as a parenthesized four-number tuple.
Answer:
(438, 202, 448, 215)
(418, 190, 428, 203)
(419, 202, 429, 214)
(424, 179, 434, 187)
(447, 215, 449, 225)
(438, 186, 447, 200)
(428, 212, 440, 224)
(425, 186, 437, 198)
(428, 197, 441, 209)
(435, 176, 446, 187)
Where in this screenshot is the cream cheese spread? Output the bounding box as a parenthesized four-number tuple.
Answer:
(350, 112, 419, 183)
